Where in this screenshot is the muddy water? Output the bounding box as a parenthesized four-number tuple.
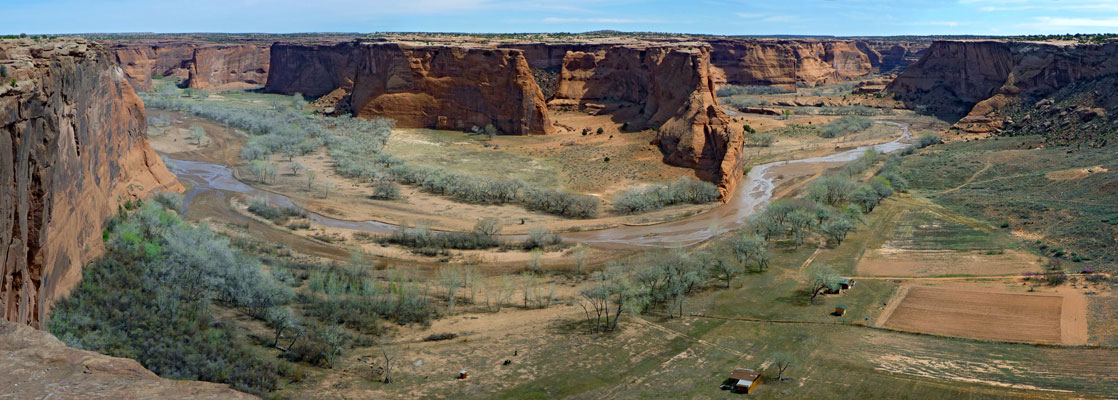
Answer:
(166, 121, 911, 249)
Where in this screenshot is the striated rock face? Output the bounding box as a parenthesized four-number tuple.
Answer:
(1, 39, 182, 328)
(554, 45, 743, 198)
(186, 44, 270, 90)
(267, 42, 553, 135)
(888, 40, 1118, 135)
(0, 319, 255, 399)
(111, 42, 269, 91)
(705, 39, 922, 89)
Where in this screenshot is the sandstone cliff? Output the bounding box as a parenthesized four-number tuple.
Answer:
(267, 42, 553, 135)
(888, 40, 1118, 135)
(704, 39, 924, 89)
(0, 319, 255, 399)
(186, 44, 270, 90)
(553, 44, 743, 198)
(111, 42, 269, 91)
(1, 39, 182, 328)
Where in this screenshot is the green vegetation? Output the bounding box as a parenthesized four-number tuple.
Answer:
(612, 177, 720, 214)
(819, 116, 873, 138)
(49, 200, 294, 395)
(901, 135, 1118, 271)
(142, 84, 599, 218)
(716, 84, 794, 96)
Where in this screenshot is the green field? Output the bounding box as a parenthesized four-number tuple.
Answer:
(901, 136, 1118, 271)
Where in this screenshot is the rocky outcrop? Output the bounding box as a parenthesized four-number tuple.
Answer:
(111, 42, 269, 91)
(553, 45, 743, 198)
(267, 42, 553, 135)
(1, 39, 182, 328)
(0, 319, 255, 399)
(888, 40, 1118, 135)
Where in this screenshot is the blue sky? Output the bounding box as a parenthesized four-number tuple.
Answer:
(5, 0, 1118, 36)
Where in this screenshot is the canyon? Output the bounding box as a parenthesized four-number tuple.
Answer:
(110, 36, 929, 199)
(1, 39, 181, 329)
(888, 40, 1118, 136)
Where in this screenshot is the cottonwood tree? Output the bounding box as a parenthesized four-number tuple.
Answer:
(306, 170, 317, 190)
(289, 162, 305, 176)
(733, 234, 769, 272)
(437, 266, 466, 311)
(807, 264, 842, 303)
(703, 244, 742, 288)
(819, 218, 856, 246)
(851, 184, 881, 212)
(579, 265, 647, 332)
(572, 244, 588, 274)
(189, 124, 205, 145)
(266, 307, 299, 348)
(787, 210, 817, 248)
(322, 181, 337, 198)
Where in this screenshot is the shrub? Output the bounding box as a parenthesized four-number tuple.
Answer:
(526, 227, 561, 249)
(423, 332, 458, 342)
(613, 178, 720, 214)
(247, 197, 305, 224)
(915, 133, 942, 148)
(819, 116, 873, 138)
(744, 133, 775, 147)
(49, 201, 292, 395)
(370, 181, 401, 200)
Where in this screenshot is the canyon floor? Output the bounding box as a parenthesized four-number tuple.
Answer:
(136, 82, 1118, 399)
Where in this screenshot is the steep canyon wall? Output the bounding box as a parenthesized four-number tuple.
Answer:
(111, 42, 270, 92)
(888, 40, 1118, 134)
(1, 39, 181, 328)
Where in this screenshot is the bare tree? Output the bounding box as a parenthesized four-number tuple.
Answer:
(379, 344, 396, 384)
(306, 170, 317, 190)
(573, 244, 588, 274)
(772, 351, 795, 381)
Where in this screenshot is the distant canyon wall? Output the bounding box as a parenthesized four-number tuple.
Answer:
(111, 42, 270, 91)
(1, 40, 181, 328)
(265, 41, 742, 197)
(706, 39, 927, 89)
(888, 40, 1118, 134)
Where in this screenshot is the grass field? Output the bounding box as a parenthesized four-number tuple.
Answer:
(901, 136, 1118, 272)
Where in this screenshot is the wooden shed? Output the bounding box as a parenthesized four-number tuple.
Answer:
(726, 368, 761, 393)
(839, 278, 856, 291)
(834, 305, 848, 316)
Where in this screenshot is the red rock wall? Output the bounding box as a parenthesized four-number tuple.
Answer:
(186, 44, 270, 90)
(1, 39, 182, 328)
(266, 42, 553, 135)
(554, 45, 743, 198)
(111, 42, 269, 92)
(706, 39, 928, 89)
(888, 40, 1118, 132)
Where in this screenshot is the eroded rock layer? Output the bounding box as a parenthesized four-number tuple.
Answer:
(705, 39, 928, 89)
(267, 42, 553, 135)
(1, 39, 182, 328)
(552, 44, 743, 197)
(888, 40, 1118, 135)
(0, 319, 255, 398)
(111, 42, 270, 91)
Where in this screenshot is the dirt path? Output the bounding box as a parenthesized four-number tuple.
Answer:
(941, 156, 991, 194)
(632, 318, 750, 359)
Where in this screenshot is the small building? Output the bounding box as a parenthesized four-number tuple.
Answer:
(458, 370, 468, 380)
(834, 305, 848, 316)
(840, 278, 856, 291)
(723, 368, 761, 393)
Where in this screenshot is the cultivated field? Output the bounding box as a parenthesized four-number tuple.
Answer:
(878, 286, 1086, 345)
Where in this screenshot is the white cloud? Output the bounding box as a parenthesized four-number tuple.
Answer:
(1026, 16, 1118, 29)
